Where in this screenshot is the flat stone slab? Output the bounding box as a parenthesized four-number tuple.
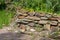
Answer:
(28, 23, 35, 27)
(16, 19, 33, 22)
(16, 20, 28, 24)
(33, 21, 38, 23)
(48, 17, 58, 21)
(28, 12, 35, 16)
(19, 21, 28, 24)
(25, 16, 40, 21)
(45, 14, 52, 18)
(38, 20, 48, 24)
(40, 17, 48, 20)
(50, 21, 58, 25)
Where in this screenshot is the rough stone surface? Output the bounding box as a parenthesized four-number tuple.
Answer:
(49, 17, 57, 21)
(40, 17, 48, 20)
(50, 21, 58, 25)
(39, 13, 45, 17)
(45, 14, 52, 18)
(28, 12, 35, 16)
(50, 26, 59, 32)
(33, 21, 38, 24)
(16, 12, 60, 32)
(34, 12, 41, 17)
(17, 21, 28, 24)
(25, 16, 40, 21)
(38, 20, 48, 24)
(17, 19, 33, 22)
(19, 24, 26, 32)
(28, 23, 35, 27)
(44, 24, 51, 31)
(39, 31, 49, 37)
(22, 13, 28, 16)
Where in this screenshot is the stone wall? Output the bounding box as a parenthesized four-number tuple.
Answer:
(16, 12, 60, 31)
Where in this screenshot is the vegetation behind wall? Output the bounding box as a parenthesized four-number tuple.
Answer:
(0, 0, 60, 28)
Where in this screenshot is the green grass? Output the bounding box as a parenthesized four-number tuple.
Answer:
(0, 10, 14, 28)
(13, 0, 60, 14)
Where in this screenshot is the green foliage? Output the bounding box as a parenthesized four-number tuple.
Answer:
(0, 0, 60, 13)
(0, 0, 5, 3)
(0, 0, 15, 28)
(0, 0, 11, 4)
(0, 10, 14, 28)
(12, 0, 60, 13)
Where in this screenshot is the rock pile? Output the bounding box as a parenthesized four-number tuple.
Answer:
(15, 12, 60, 32)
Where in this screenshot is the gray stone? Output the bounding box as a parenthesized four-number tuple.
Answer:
(21, 19, 33, 22)
(39, 13, 45, 17)
(25, 16, 40, 21)
(39, 31, 50, 37)
(15, 19, 20, 22)
(34, 24, 43, 28)
(16, 19, 32, 22)
(25, 25, 30, 31)
(33, 21, 38, 24)
(28, 12, 35, 16)
(24, 19, 33, 22)
(28, 23, 35, 27)
(34, 12, 41, 17)
(30, 28, 36, 32)
(20, 21, 28, 24)
(38, 20, 48, 24)
(51, 26, 59, 32)
(45, 14, 52, 18)
(44, 24, 51, 31)
(49, 32, 60, 39)
(40, 17, 48, 20)
(16, 20, 28, 24)
(19, 24, 26, 32)
(50, 21, 58, 25)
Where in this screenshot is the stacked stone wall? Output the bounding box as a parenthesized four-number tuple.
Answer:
(16, 12, 60, 31)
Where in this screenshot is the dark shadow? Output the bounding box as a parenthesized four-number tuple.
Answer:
(0, 3, 7, 10)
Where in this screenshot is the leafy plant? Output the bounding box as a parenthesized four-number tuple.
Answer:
(11, 0, 60, 13)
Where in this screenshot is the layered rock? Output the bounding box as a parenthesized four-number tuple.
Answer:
(16, 12, 60, 32)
